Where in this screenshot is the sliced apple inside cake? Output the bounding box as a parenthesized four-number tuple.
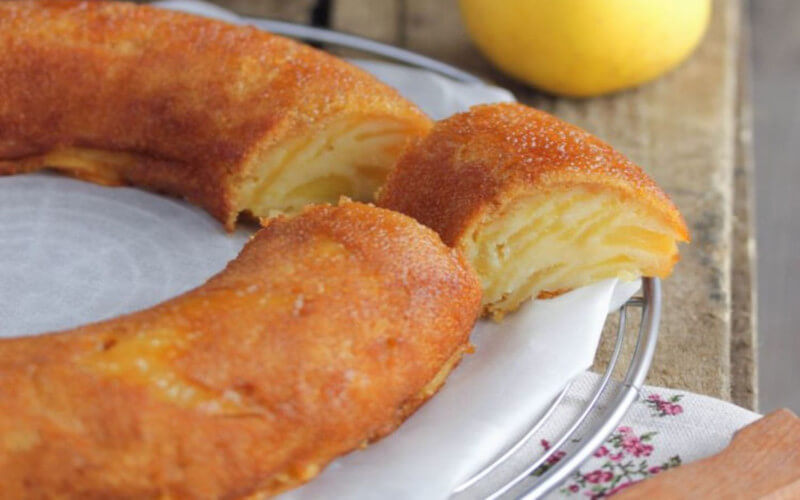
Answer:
(379, 103, 689, 318)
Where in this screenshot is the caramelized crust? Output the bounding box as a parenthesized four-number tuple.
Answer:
(0, 1, 431, 229)
(379, 103, 689, 316)
(0, 202, 481, 498)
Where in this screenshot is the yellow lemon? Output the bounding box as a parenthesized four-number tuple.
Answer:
(459, 0, 711, 97)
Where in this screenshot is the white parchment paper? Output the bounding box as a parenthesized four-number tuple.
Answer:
(0, 2, 640, 498)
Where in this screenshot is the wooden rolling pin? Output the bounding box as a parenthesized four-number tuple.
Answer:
(615, 409, 800, 499)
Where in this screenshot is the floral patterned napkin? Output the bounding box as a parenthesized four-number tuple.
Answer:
(535, 372, 760, 499)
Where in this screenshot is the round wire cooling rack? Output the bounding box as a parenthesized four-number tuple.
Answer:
(152, 6, 663, 498)
(451, 279, 660, 499)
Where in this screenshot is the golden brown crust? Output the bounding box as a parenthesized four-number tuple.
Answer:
(0, 1, 431, 229)
(0, 202, 481, 498)
(378, 103, 689, 246)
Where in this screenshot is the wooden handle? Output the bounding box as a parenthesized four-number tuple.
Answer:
(615, 409, 800, 499)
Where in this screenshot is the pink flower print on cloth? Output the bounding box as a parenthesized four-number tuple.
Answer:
(644, 393, 684, 417)
(551, 391, 687, 498)
(559, 426, 682, 498)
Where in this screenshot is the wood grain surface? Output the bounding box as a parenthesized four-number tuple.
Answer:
(732, 0, 758, 411)
(161, 0, 756, 407)
(202, 0, 316, 21)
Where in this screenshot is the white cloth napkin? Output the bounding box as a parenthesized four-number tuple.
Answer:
(529, 373, 760, 499)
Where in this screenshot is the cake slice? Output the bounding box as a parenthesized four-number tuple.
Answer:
(379, 103, 689, 318)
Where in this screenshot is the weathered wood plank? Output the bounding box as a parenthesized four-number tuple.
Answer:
(328, 0, 402, 59)
(731, 0, 757, 411)
(202, 0, 316, 22)
(402, 0, 495, 77)
(332, 0, 402, 44)
(591, 0, 740, 400)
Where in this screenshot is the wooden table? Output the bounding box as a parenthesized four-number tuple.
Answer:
(190, 0, 757, 409)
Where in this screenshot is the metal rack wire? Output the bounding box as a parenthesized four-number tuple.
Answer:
(152, 6, 663, 497)
(454, 278, 660, 499)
